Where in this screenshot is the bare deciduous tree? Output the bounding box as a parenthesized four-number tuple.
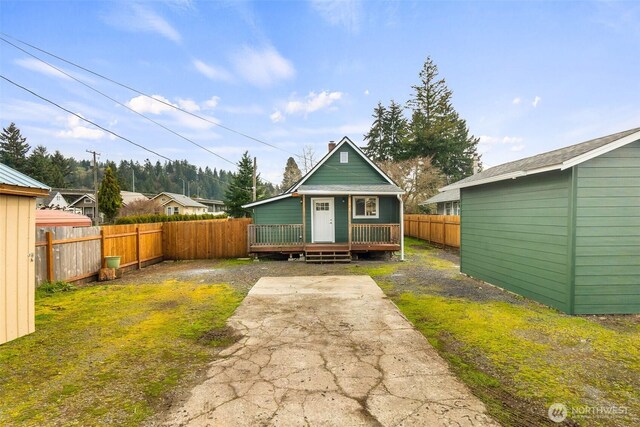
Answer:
(378, 156, 444, 213)
(118, 198, 161, 217)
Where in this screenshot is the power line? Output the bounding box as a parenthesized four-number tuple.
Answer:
(1, 74, 175, 162)
(0, 36, 238, 167)
(0, 33, 301, 159)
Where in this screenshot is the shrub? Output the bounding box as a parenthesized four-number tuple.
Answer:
(115, 212, 228, 225)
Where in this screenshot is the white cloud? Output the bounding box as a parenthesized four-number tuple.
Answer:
(231, 45, 295, 87)
(510, 144, 525, 152)
(57, 114, 105, 140)
(105, 4, 182, 43)
(512, 97, 521, 105)
(502, 136, 523, 144)
(478, 134, 525, 155)
(126, 95, 177, 114)
(364, 89, 370, 96)
(311, 0, 362, 33)
(193, 59, 233, 82)
(15, 58, 72, 80)
(532, 96, 542, 107)
(177, 98, 200, 112)
(285, 91, 343, 115)
(203, 96, 221, 110)
(270, 110, 285, 123)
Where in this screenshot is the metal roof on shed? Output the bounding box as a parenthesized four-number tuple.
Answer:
(36, 210, 92, 227)
(0, 163, 49, 190)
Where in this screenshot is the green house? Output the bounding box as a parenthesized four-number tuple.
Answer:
(441, 127, 640, 314)
(243, 137, 405, 261)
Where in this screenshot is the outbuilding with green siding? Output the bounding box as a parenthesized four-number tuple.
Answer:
(243, 137, 405, 261)
(440, 127, 640, 314)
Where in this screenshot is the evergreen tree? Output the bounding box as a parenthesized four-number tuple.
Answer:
(26, 145, 52, 184)
(0, 122, 31, 171)
(224, 152, 264, 218)
(280, 157, 302, 191)
(49, 150, 73, 188)
(363, 102, 389, 161)
(98, 166, 123, 223)
(404, 56, 479, 181)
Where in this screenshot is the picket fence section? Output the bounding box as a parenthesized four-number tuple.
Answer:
(34, 218, 251, 286)
(403, 214, 460, 248)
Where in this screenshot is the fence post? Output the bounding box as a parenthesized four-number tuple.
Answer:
(46, 231, 54, 282)
(100, 228, 106, 268)
(136, 226, 142, 269)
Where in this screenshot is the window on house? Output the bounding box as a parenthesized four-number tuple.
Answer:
(315, 202, 330, 211)
(340, 152, 348, 163)
(353, 196, 378, 218)
(174, 207, 180, 215)
(84, 198, 92, 204)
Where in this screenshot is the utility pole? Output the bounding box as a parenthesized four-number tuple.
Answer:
(86, 150, 100, 226)
(132, 169, 135, 192)
(181, 178, 185, 195)
(252, 157, 257, 202)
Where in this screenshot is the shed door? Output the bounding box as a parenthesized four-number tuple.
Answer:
(311, 198, 334, 243)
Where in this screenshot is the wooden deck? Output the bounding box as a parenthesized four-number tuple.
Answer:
(248, 242, 401, 254)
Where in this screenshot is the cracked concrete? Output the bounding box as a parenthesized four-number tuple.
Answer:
(162, 276, 499, 426)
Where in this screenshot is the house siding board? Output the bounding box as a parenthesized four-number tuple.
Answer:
(460, 170, 572, 312)
(573, 140, 640, 314)
(252, 197, 301, 224)
(304, 145, 388, 186)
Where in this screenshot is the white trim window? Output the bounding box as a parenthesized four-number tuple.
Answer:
(340, 151, 348, 163)
(353, 196, 379, 219)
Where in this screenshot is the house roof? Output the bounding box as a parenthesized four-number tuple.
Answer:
(36, 210, 92, 227)
(0, 162, 50, 196)
(422, 189, 460, 204)
(121, 191, 148, 206)
(243, 136, 403, 208)
(152, 192, 208, 208)
(441, 127, 640, 191)
(40, 191, 68, 206)
(69, 193, 95, 207)
(297, 184, 404, 195)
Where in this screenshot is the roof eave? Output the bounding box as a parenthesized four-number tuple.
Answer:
(297, 190, 404, 196)
(561, 129, 640, 170)
(242, 193, 293, 208)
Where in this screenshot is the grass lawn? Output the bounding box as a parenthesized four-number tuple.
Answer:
(0, 279, 243, 426)
(366, 237, 640, 426)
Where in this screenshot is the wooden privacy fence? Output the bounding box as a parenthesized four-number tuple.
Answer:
(403, 214, 460, 248)
(163, 218, 252, 259)
(35, 218, 252, 286)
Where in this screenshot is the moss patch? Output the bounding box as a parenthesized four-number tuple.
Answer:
(391, 291, 640, 426)
(0, 280, 242, 426)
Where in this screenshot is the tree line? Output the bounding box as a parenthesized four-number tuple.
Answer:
(0, 122, 278, 201)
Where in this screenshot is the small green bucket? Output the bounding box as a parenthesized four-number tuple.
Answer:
(105, 256, 121, 269)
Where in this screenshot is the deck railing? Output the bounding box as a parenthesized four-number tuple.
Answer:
(351, 224, 400, 245)
(248, 224, 303, 246)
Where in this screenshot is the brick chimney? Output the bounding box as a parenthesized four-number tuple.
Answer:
(328, 141, 336, 152)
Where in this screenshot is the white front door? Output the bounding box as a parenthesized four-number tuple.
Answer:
(311, 198, 335, 243)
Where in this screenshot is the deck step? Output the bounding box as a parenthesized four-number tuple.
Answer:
(305, 250, 351, 263)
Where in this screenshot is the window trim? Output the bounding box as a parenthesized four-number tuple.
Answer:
(340, 151, 348, 163)
(352, 196, 379, 219)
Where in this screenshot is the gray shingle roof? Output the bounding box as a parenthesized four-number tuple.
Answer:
(157, 192, 207, 208)
(297, 184, 404, 194)
(0, 162, 49, 190)
(443, 127, 640, 190)
(422, 189, 460, 204)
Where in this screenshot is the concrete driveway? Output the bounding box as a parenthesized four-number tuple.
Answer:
(164, 276, 498, 426)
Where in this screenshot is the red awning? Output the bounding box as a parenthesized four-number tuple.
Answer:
(36, 210, 92, 227)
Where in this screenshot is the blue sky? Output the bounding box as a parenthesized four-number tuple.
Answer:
(1, 0, 638, 186)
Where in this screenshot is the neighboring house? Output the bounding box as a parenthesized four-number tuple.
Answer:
(0, 163, 49, 345)
(37, 191, 69, 210)
(152, 192, 208, 215)
(192, 197, 226, 213)
(243, 136, 405, 262)
(68, 194, 97, 219)
(422, 189, 460, 215)
(441, 127, 640, 315)
(120, 191, 148, 207)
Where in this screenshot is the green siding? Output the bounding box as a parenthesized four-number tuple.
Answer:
(252, 196, 302, 224)
(304, 195, 399, 242)
(573, 140, 640, 314)
(305, 144, 388, 185)
(461, 170, 572, 313)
